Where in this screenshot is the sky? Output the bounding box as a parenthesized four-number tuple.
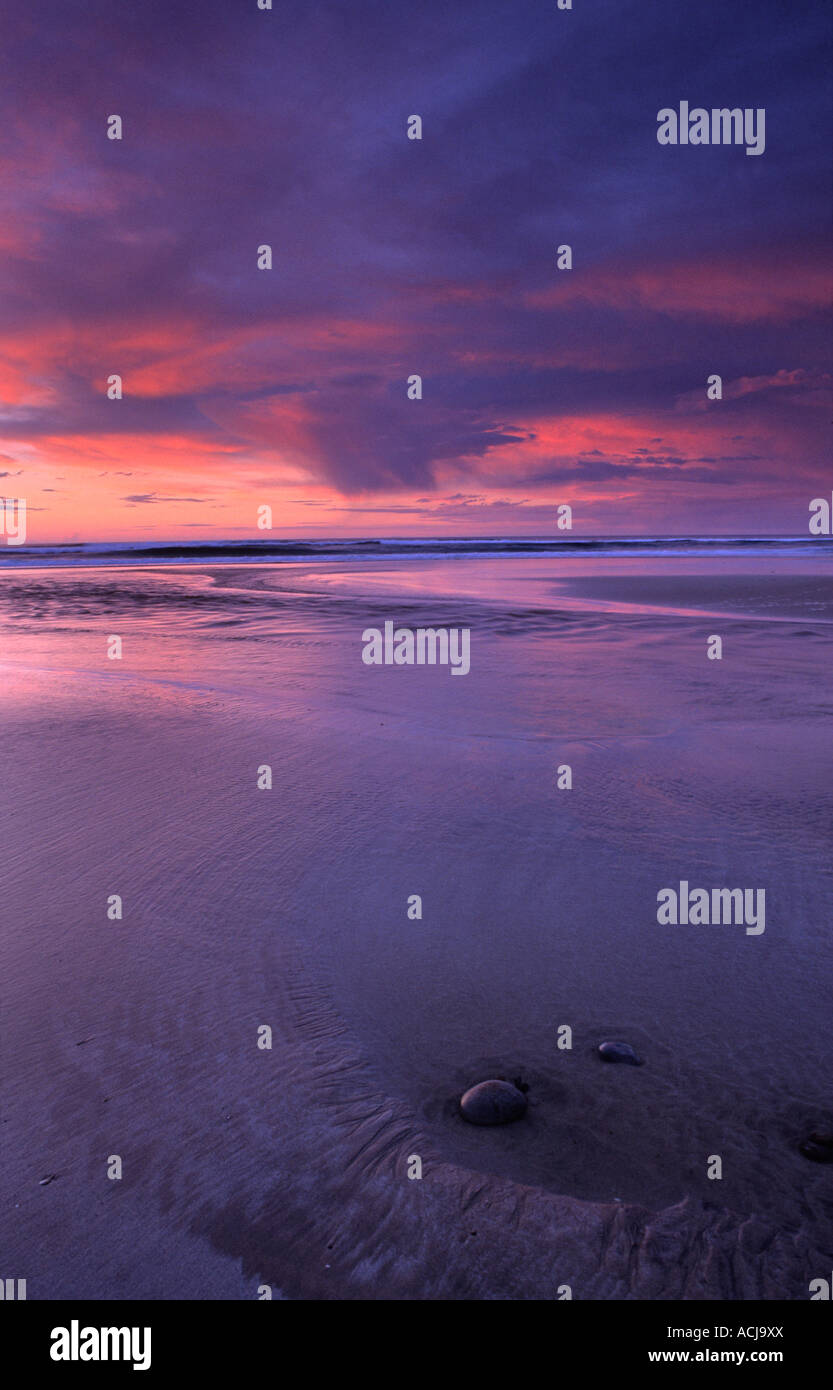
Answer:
(1, 0, 831, 542)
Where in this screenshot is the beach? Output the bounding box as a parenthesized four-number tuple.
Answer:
(1, 542, 832, 1299)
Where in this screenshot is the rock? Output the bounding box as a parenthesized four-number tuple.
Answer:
(460, 1079, 528, 1126)
(799, 1131, 833, 1163)
(598, 1040, 643, 1066)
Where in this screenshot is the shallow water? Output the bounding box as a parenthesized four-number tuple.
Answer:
(1, 550, 832, 1299)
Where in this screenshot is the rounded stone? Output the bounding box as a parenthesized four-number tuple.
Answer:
(799, 1132, 833, 1163)
(598, 1040, 643, 1066)
(460, 1079, 528, 1126)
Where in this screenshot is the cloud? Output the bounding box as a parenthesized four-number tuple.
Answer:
(0, 0, 829, 531)
(123, 492, 207, 504)
(675, 368, 833, 412)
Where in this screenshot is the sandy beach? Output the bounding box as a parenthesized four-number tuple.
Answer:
(1, 544, 832, 1299)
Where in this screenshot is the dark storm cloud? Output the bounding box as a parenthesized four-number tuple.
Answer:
(0, 0, 830, 506)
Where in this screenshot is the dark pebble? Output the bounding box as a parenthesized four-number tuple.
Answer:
(460, 1079, 528, 1126)
(598, 1040, 643, 1066)
(799, 1132, 833, 1163)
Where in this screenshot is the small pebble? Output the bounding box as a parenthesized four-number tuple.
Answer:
(460, 1079, 528, 1126)
(598, 1040, 643, 1066)
(799, 1131, 833, 1163)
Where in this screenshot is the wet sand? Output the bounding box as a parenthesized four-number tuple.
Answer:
(1, 551, 832, 1298)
